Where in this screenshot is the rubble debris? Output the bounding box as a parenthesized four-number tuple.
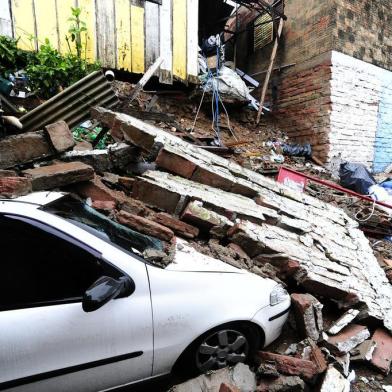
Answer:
(370, 329, 392, 375)
(328, 309, 360, 335)
(256, 352, 320, 381)
(171, 363, 256, 392)
(218, 384, 239, 392)
(335, 353, 350, 377)
(290, 293, 323, 341)
(257, 376, 305, 392)
(45, 121, 76, 153)
(256, 360, 280, 378)
(319, 365, 351, 392)
(350, 339, 377, 363)
(22, 162, 94, 191)
(324, 324, 370, 354)
(0, 176, 32, 198)
(151, 213, 199, 239)
(93, 108, 392, 333)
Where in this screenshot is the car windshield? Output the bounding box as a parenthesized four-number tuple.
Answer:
(42, 196, 163, 255)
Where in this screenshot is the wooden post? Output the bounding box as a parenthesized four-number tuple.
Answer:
(129, 56, 164, 104)
(256, 17, 284, 124)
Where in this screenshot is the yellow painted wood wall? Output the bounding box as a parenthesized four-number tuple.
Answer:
(5, 0, 199, 83)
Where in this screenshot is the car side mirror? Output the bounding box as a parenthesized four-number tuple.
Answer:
(82, 276, 135, 313)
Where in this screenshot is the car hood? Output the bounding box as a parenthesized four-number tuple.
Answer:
(165, 239, 248, 274)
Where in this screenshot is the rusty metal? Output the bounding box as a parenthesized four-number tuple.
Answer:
(20, 71, 118, 133)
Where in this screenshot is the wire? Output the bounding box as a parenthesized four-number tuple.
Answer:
(355, 200, 376, 222)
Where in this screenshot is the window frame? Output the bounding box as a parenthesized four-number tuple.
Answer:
(0, 213, 128, 312)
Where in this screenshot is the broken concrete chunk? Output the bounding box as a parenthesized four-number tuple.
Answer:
(0, 131, 54, 169)
(171, 363, 256, 392)
(151, 212, 199, 239)
(328, 309, 360, 335)
(181, 200, 234, 231)
(257, 352, 319, 381)
(45, 120, 75, 152)
(257, 376, 305, 392)
(350, 339, 377, 362)
(291, 293, 324, 341)
(117, 210, 174, 242)
(325, 324, 370, 354)
(320, 365, 351, 392)
(0, 177, 32, 198)
(370, 328, 392, 375)
(23, 162, 94, 191)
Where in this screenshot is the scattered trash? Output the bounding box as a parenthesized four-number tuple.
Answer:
(339, 162, 376, 195)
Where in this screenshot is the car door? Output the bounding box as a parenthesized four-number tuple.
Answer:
(0, 214, 153, 392)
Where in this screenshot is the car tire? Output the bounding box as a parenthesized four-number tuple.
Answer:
(173, 322, 262, 377)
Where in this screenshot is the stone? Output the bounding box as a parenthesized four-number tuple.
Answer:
(257, 376, 305, 392)
(257, 352, 319, 381)
(73, 141, 93, 151)
(350, 339, 377, 362)
(0, 131, 54, 169)
(23, 162, 94, 191)
(325, 324, 370, 354)
(370, 328, 392, 375)
(152, 212, 199, 239)
(320, 365, 350, 392)
(291, 293, 323, 341)
(117, 210, 174, 242)
(156, 148, 196, 178)
(45, 120, 75, 152)
(0, 177, 32, 198)
(328, 309, 360, 335)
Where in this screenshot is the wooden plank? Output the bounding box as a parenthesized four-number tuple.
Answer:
(159, 0, 173, 84)
(12, 0, 36, 51)
(78, 0, 96, 61)
(172, 0, 187, 81)
(186, 0, 198, 83)
(96, 0, 116, 68)
(256, 17, 284, 124)
(34, 0, 58, 49)
(129, 56, 163, 103)
(130, 4, 145, 74)
(0, 1, 12, 37)
(56, 0, 77, 54)
(115, 0, 132, 70)
(144, 1, 160, 69)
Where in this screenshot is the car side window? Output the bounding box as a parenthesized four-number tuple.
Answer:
(0, 214, 119, 311)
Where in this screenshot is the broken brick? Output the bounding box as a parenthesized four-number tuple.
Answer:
(72, 176, 118, 203)
(156, 148, 196, 178)
(152, 212, 199, 239)
(325, 324, 370, 354)
(0, 177, 32, 198)
(350, 339, 377, 362)
(370, 328, 392, 375)
(45, 120, 75, 152)
(92, 200, 116, 212)
(117, 210, 174, 242)
(23, 162, 94, 191)
(257, 352, 319, 381)
(291, 293, 323, 341)
(0, 170, 17, 178)
(219, 384, 240, 392)
(120, 198, 154, 217)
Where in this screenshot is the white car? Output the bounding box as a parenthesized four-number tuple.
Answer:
(0, 192, 290, 392)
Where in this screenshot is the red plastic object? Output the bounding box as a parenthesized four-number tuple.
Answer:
(277, 167, 308, 193)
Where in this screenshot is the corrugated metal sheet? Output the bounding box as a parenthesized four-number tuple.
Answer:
(1, 0, 199, 84)
(20, 71, 118, 133)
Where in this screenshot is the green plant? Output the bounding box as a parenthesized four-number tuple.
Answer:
(67, 7, 87, 59)
(0, 36, 32, 76)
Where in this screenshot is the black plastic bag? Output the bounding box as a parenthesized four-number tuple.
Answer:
(339, 162, 376, 195)
(282, 143, 312, 159)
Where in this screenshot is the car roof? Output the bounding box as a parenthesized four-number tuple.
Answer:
(0, 191, 67, 207)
